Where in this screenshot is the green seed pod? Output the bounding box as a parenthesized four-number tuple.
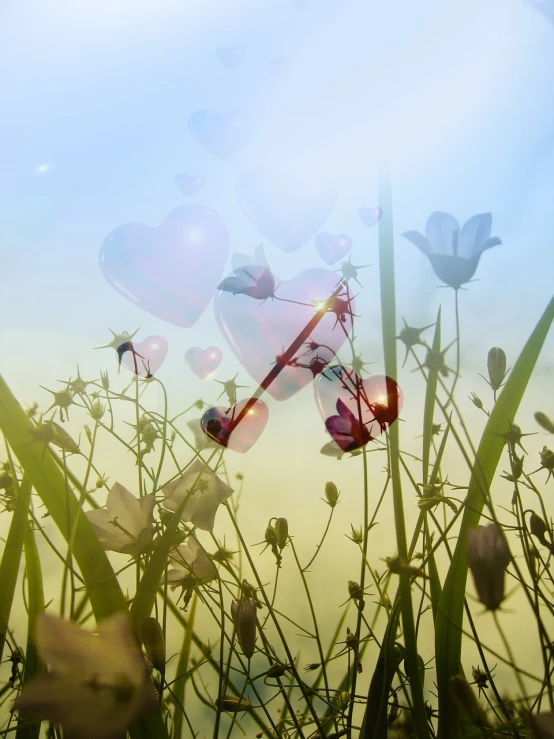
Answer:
(535, 412, 554, 434)
(469, 392, 483, 410)
(141, 617, 165, 672)
(324, 481, 339, 507)
(216, 696, 252, 713)
(487, 347, 507, 392)
(449, 674, 486, 727)
(274, 518, 288, 550)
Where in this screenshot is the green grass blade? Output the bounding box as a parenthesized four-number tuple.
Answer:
(0, 375, 128, 619)
(171, 591, 197, 739)
(377, 164, 430, 739)
(0, 375, 169, 739)
(435, 293, 554, 739)
(16, 521, 46, 739)
(0, 476, 32, 665)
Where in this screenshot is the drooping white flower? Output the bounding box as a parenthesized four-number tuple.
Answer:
(161, 459, 233, 532)
(14, 611, 157, 739)
(167, 537, 217, 590)
(85, 482, 155, 555)
(403, 212, 501, 289)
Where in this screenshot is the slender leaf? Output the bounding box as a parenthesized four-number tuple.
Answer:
(0, 476, 32, 664)
(377, 164, 430, 739)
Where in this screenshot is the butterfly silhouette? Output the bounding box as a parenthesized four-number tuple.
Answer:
(217, 266, 277, 302)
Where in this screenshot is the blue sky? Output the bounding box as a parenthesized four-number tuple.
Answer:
(1, 0, 554, 408)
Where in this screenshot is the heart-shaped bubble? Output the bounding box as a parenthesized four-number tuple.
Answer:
(175, 173, 205, 197)
(314, 232, 352, 266)
(185, 346, 223, 379)
(314, 366, 403, 451)
(188, 109, 252, 160)
(237, 167, 337, 254)
(214, 267, 354, 401)
(201, 398, 268, 453)
(216, 45, 246, 69)
(99, 204, 229, 328)
(120, 336, 168, 378)
(359, 206, 383, 228)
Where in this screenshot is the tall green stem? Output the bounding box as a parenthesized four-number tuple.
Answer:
(377, 163, 430, 739)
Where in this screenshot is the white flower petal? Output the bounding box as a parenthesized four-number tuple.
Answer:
(107, 482, 146, 537)
(460, 213, 492, 258)
(425, 211, 460, 255)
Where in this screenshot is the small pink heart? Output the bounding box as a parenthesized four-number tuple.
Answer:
(359, 206, 383, 228)
(120, 336, 168, 378)
(314, 366, 403, 451)
(175, 173, 205, 197)
(215, 45, 246, 69)
(185, 346, 223, 379)
(201, 398, 268, 453)
(314, 232, 352, 266)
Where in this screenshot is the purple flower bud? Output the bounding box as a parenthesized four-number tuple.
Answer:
(467, 524, 511, 610)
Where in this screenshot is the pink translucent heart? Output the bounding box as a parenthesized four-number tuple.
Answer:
(99, 204, 229, 328)
(314, 366, 403, 451)
(314, 232, 352, 266)
(214, 268, 354, 401)
(120, 336, 168, 378)
(201, 398, 268, 453)
(175, 173, 205, 197)
(216, 45, 246, 69)
(359, 206, 383, 228)
(185, 346, 223, 379)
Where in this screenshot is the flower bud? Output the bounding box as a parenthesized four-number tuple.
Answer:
(535, 412, 554, 434)
(100, 370, 110, 390)
(529, 511, 548, 542)
(141, 617, 165, 672)
(467, 523, 511, 610)
(274, 518, 288, 550)
(348, 581, 365, 610)
(266, 662, 287, 678)
(350, 525, 363, 544)
(216, 696, 252, 713)
(324, 481, 339, 508)
(338, 691, 350, 710)
(469, 392, 483, 410)
(449, 674, 486, 727)
(89, 399, 105, 421)
(231, 599, 257, 659)
(540, 447, 554, 475)
(487, 347, 507, 392)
